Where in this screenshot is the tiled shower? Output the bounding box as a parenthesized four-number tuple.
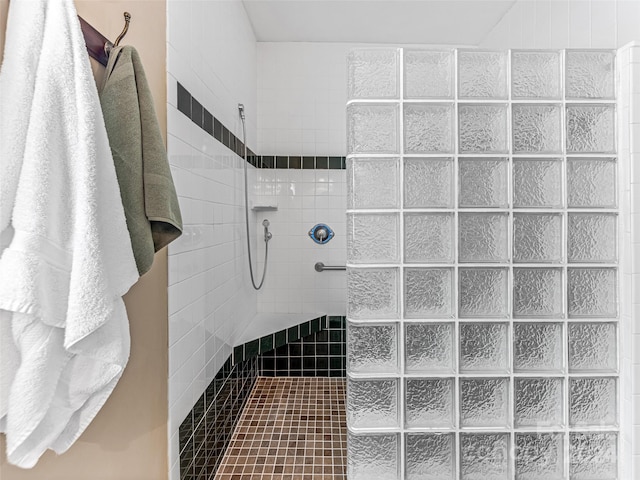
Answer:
(345, 49, 622, 479)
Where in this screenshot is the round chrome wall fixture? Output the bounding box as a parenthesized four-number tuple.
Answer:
(309, 224, 334, 244)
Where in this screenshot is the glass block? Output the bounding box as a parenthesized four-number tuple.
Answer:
(348, 213, 399, 264)
(404, 213, 454, 263)
(512, 104, 562, 154)
(568, 268, 617, 318)
(459, 323, 509, 373)
(569, 432, 617, 480)
(347, 158, 400, 209)
(405, 378, 454, 429)
(513, 159, 563, 208)
(348, 432, 399, 480)
(404, 49, 454, 99)
(404, 158, 454, 208)
(514, 378, 564, 428)
(347, 377, 398, 429)
(348, 48, 399, 100)
(515, 433, 564, 480)
(405, 323, 454, 374)
(569, 322, 617, 373)
(347, 322, 398, 374)
(406, 433, 455, 480)
(458, 158, 508, 208)
(513, 213, 563, 263)
(348, 103, 399, 154)
(405, 268, 454, 318)
(404, 104, 454, 154)
(458, 51, 508, 99)
(347, 268, 399, 319)
(566, 50, 615, 99)
(569, 377, 617, 427)
(567, 158, 617, 208)
(513, 268, 563, 318)
(513, 323, 564, 373)
(566, 104, 616, 154)
(460, 378, 509, 428)
(511, 50, 562, 99)
(459, 213, 509, 263)
(459, 104, 509, 153)
(459, 268, 509, 318)
(460, 433, 510, 480)
(568, 213, 617, 263)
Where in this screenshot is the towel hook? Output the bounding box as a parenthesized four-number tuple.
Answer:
(114, 12, 132, 47)
(102, 12, 131, 58)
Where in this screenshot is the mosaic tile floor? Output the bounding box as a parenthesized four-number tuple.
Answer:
(214, 377, 347, 480)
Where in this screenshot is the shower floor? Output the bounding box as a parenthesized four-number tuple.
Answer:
(214, 377, 347, 480)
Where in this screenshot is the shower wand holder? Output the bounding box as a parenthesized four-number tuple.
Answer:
(251, 204, 278, 212)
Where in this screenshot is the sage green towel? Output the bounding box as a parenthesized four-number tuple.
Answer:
(99, 46, 182, 276)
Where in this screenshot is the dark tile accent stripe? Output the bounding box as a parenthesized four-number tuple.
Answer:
(177, 83, 191, 118)
(175, 82, 346, 169)
(315, 156, 328, 169)
(232, 315, 328, 365)
(303, 156, 315, 169)
(259, 316, 346, 378)
(329, 156, 344, 169)
(289, 156, 302, 169)
(179, 355, 258, 480)
(203, 110, 213, 135)
(213, 117, 222, 142)
(276, 155, 288, 168)
(191, 98, 203, 128)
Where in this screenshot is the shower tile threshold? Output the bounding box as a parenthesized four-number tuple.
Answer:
(214, 377, 347, 480)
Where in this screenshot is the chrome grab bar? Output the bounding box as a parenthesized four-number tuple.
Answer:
(315, 262, 346, 272)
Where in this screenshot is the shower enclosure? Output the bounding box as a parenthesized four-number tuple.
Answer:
(346, 48, 622, 479)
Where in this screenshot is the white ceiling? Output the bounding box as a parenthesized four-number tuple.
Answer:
(242, 0, 518, 45)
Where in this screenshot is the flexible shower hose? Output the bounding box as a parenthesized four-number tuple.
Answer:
(239, 104, 270, 290)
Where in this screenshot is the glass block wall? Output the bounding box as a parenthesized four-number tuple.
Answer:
(346, 49, 619, 480)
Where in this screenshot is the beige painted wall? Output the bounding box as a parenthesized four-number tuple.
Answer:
(0, 1, 169, 479)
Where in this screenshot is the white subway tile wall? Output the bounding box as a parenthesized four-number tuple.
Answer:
(481, 0, 640, 49)
(166, 1, 258, 478)
(257, 43, 350, 156)
(619, 41, 640, 480)
(254, 167, 347, 315)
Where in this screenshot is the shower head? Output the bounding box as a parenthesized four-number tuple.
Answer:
(238, 103, 245, 120)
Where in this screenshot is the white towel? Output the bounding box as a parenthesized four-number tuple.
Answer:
(0, 0, 44, 430)
(0, 0, 139, 468)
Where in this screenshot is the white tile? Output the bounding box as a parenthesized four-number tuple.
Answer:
(591, 0, 617, 48)
(532, 0, 551, 49)
(568, 0, 591, 47)
(634, 335, 640, 359)
(520, 0, 537, 48)
(549, 0, 570, 49)
(618, 0, 640, 47)
(505, 2, 524, 48)
(169, 460, 180, 480)
(169, 431, 180, 466)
